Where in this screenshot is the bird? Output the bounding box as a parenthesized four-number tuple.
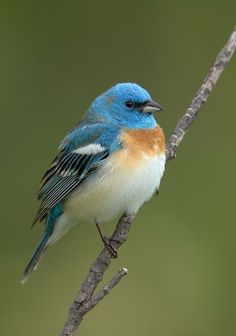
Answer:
(22, 82, 166, 283)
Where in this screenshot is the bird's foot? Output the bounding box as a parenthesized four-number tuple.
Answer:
(102, 237, 118, 258)
(95, 222, 118, 258)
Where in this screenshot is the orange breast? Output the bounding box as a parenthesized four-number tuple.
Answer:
(120, 125, 165, 156)
(111, 125, 165, 169)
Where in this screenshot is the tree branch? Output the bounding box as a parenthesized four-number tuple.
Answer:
(166, 26, 236, 161)
(61, 26, 236, 336)
(88, 267, 128, 310)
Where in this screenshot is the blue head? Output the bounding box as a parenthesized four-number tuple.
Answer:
(87, 83, 163, 129)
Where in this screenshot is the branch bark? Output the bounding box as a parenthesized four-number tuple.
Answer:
(61, 26, 236, 336)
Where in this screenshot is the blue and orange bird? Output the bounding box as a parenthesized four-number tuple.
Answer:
(22, 83, 166, 283)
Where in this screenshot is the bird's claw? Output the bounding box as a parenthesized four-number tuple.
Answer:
(103, 237, 118, 258)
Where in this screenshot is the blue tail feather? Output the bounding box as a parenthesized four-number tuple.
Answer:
(22, 204, 63, 283)
(21, 232, 50, 284)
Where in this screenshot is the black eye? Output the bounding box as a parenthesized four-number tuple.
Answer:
(125, 101, 134, 108)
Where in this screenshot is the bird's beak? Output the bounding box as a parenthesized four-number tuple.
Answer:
(142, 100, 163, 113)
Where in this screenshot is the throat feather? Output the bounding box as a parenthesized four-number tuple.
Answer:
(120, 125, 165, 156)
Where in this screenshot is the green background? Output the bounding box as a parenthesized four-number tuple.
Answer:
(1, 1, 236, 335)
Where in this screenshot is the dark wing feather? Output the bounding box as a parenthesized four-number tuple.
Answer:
(33, 149, 109, 226)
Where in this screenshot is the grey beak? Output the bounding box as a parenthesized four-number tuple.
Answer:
(142, 100, 163, 113)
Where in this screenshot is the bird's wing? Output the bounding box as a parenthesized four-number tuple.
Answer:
(33, 123, 118, 225)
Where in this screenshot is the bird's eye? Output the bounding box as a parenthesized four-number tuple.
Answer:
(125, 101, 134, 108)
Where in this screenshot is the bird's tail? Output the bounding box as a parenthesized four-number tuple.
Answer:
(22, 204, 63, 283)
(21, 232, 50, 284)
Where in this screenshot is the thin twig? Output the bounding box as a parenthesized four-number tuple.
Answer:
(63, 267, 128, 331)
(87, 267, 128, 310)
(61, 26, 236, 336)
(166, 26, 236, 161)
(61, 215, 134, 336)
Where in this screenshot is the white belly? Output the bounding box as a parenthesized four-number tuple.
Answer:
(65, 152, 166, 223)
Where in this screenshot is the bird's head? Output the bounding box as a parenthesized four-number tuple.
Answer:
(87, 83, 163, 129)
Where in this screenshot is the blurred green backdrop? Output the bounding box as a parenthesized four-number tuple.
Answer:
(1, 1, 236, 335)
